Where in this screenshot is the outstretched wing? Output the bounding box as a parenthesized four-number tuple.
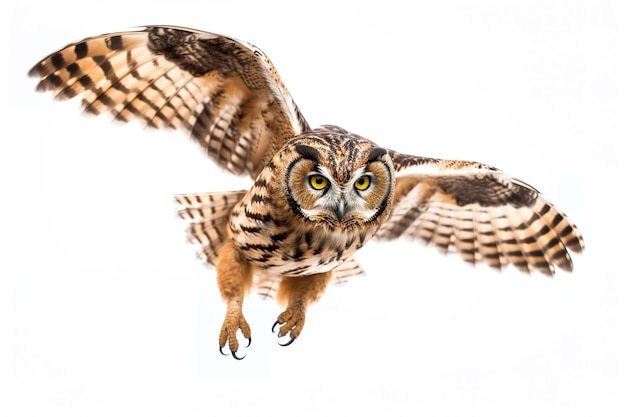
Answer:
(29, 25, 309, 178)
(377, 152, 584, 275)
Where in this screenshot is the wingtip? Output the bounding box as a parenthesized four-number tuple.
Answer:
(27, 62, 44, 78)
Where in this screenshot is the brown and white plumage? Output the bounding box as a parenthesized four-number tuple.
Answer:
(29, 26, 308, 177)
(29, 25, 584, 359)
(378, 155, 583, 275)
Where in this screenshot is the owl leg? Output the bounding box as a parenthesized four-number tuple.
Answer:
(216, 241, 254, 360)
(272, 272, 333, 346)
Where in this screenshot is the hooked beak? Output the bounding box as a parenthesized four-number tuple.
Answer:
(334, 199, 347, 222)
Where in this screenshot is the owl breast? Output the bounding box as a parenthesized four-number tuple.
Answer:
(229, 192, 376, 276)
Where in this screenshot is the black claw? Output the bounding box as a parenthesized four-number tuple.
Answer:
(278, 336, 296, 347)
(272, 320, 295, 343)
(272, 320, 281, 333)
(232, 351, 246, 360)
(220, 344, 248, 360)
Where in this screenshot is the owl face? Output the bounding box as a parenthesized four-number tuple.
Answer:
(284, 136, 395, 229)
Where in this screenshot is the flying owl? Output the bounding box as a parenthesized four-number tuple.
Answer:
(29, 25, 584, 359)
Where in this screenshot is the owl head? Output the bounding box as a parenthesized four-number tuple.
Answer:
(282, 128, 395, 229)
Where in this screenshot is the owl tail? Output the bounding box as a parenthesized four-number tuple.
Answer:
(174, 190, 247, 266)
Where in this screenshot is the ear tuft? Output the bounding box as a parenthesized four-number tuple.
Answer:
(295, 144, 320, 161)
(367, 147, 388, 163)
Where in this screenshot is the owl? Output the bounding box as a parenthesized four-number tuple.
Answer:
(29, 26, 584, 359)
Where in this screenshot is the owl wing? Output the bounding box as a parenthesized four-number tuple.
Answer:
(376, 152, 585, 275)
(175, 190, 248, 266)
(29, 25, 309, 178)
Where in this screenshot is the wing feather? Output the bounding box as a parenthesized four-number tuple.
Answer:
(378, 154, 584, 275)
(175, 190, 247, 265)
(29, 26, 309, 178)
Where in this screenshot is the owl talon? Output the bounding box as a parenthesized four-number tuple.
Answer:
(219, 345, 229, 356)
(271, 320, 281, 333)
(219, 307, 252, 360)
(272, 307, 306, 344)
(220, 336, 251, 355)
(272, 320, 297, 345)
(219, 343, 248, 360)
(231, 351, 246, 360)
(278, 336, 297, 347)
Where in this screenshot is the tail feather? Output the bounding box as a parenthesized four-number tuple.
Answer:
(175, 190, 246, 266)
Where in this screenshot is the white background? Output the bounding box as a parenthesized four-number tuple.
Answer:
(1, 1, 623, 416)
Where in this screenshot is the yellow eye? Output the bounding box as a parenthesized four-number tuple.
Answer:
(309, 174, 329, 190)
(354, 175, 371, 191)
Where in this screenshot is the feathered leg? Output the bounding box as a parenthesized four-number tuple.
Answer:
(216, 241, 253, 359)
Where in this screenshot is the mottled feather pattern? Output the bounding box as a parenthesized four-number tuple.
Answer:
(30, 25, 584, 357)
(255, 259, 364, 300)
(377, 166, 584, 275)
(29, 26, 308, 178)
(173, 139, 370, 299)
(228, 130, 382, 276)
(175, 191, 247, 264)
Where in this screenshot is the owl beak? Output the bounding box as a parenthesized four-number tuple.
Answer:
(334, 199, 347, 222)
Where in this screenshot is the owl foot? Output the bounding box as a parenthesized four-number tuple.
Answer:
(272, 305, 306, 346)
(219, 305, 252, 360)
